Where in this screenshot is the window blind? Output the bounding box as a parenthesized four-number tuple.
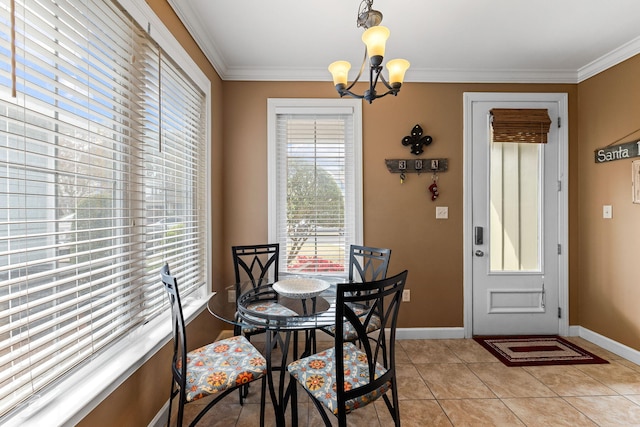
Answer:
(491, 108, 551, 144)
(0, 0, 207, 417)
(274, 112, 356, 274)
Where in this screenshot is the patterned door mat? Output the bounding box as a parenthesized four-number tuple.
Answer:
(473, 335, 609, 367)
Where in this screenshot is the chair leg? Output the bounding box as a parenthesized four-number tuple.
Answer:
(290, 373, 298, 427)
(391, 379, 401, 426)
(381, 381, 401, 426)
(177, 388, 186, 427)
(239, 380, 250, 405)
(234, 325, 246, 406)
(259, 375, 266, 427)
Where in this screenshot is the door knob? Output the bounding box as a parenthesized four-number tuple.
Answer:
(475, 250, 484, 257)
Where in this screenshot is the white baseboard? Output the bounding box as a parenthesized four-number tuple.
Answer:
(396, 327, 466, 340)
(574, 326, 640, 365)
(148, 401, 169, 427)
(568, 325, 581, 336)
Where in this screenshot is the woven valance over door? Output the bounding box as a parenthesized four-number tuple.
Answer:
(490, 108, 551, 143)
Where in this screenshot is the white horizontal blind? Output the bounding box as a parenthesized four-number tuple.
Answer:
(275, 112, 356, 274)
(0, 0, 206, 418)
(141, 51, 207, 317)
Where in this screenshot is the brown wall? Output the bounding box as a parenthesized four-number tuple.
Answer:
(77, 1, 640, 425)
(576, 55, 640, 349)
(221, 81, 578, 328)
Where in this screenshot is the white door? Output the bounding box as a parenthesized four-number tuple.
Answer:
(465, 93, 568, 336)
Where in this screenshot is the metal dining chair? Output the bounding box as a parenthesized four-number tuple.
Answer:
(288, 270, 408, 426)
(349, 244, 392, 283)
(232, 243, 282, 340)
(161, 264, 266, 426)
(322, 245, 392, 342)
(231, 243, 297, 404)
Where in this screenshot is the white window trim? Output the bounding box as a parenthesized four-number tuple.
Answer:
(267, 98, 364, 265)
(4, 299, 207, 427)
(2, 1, 212, 425)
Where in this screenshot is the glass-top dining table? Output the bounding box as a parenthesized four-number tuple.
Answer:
(207, 276, 344, 426)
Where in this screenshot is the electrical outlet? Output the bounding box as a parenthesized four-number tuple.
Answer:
(227, 289, 236, 303)
(402, 289, 410, 302)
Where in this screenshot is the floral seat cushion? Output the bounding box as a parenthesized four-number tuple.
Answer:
(287, 342, 390, 415)
(241, 301, 298, 334)
(176, 335, 267, 402)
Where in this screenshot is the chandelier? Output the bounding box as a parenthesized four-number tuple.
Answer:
(328, 0, 410, 104)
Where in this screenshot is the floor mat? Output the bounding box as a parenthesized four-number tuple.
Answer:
(473, 335, 609, 367)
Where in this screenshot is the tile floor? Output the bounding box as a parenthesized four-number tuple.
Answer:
(172, 337, 640, 426)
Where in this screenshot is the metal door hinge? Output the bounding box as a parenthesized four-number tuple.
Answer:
(557, 244, 562, 255)
(557, 180, 562, 191)
(558, 307, 562, 318)
(558, 117, 561, 128)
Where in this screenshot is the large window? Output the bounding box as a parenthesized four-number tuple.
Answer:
(0, 0, 208, 418)
(268, 99, 362, 275)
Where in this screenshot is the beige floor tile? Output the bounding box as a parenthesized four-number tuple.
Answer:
(394, 343, 412, 364)
(441, 338, 501, 363)
(615, 357, 640, 373)
(307, 400, 381, 427)
(439, 398, 524, 426)
(416, 363, 496, 399)
(576, 360, 640, 394)
(395, 363, 435, 400)
(231, 392, 308, 427)
(173, 338, 640, 426)
(235, 403, 269, 427)
(563, 336, 620, 361)
(376, 399, 452, 426)
(523, 365, 617, 396)
(503, 397, 597, 426)
(307, 403, 338, 427)
(343, 403, 382, 427)
(177, 394, 242, 426)
(564, 395, 640, 426)
(468, 362, 557, 398)
(400, 339, 463, 364)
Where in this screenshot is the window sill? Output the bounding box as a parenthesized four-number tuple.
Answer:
(2, 293, 211, 427)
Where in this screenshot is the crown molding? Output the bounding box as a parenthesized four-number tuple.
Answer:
(577, 35, 640, 82)
(221, 66, 579, 84)
(167, 0, 228, 79)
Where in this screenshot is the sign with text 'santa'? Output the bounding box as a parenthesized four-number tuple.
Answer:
(594, 139, 640, 163)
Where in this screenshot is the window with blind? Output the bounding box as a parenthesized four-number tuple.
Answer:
(0, 0, 208, 418)
(267, 99, 362, 275)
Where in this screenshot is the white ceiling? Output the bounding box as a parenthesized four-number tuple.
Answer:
(168, 0, 640, 84)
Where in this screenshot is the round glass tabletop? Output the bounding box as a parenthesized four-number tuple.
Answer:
(207, 276, 345, 331)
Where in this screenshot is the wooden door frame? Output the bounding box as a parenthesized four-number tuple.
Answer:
(462, 92, 569, 338)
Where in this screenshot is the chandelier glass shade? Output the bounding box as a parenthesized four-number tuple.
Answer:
(328, 1, 410, 103)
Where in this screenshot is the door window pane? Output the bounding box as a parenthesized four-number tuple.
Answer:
(489, 142, 541, 272)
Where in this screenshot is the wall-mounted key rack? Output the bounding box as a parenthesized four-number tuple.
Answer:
(385, 158, 448, 174)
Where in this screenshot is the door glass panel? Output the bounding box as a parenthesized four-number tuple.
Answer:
(489, 142, 542, 272)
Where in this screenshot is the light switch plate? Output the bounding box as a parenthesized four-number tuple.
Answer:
(435, 206, 448, 219)
(603, 205, 612, 219)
